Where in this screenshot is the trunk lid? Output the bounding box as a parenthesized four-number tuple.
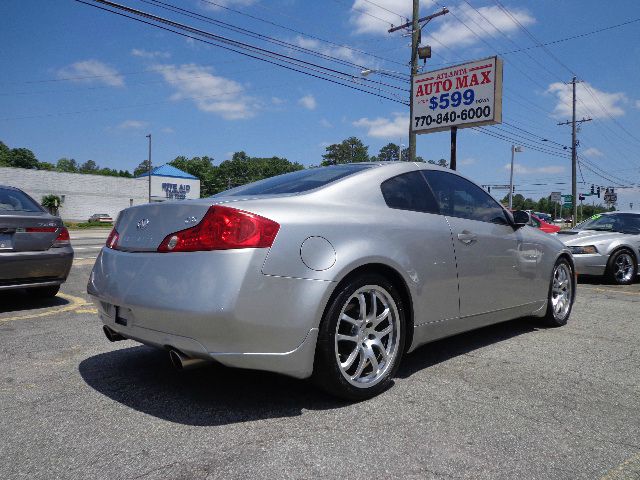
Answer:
(115, 201, 215, 251)
(0, 212, 63, 252)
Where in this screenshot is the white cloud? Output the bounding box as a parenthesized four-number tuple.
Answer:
(131, 48, 170, 59)
(504, 163, 565, 175)
(459, 158, 476, 166)
(635, 100, 640, 109)
(202, 0, 257, 9)
(271, 96, 285, 105)
(320, 118, 333, 128)
(298, 94, 317, 110)
(57, 60, 124, 87)
(353, 113, 407, 138)
(117, 120, 148, 130)
(349, 0, 411, 35)
(547, 82, 626, 119)
(294, 36, 363, 64)
(427, 3, 535, 48)
(161, 127, 175, 134)
(350, 1, 534, 45)
(155, 63, 257, 120)
(583, 147, 603, 157)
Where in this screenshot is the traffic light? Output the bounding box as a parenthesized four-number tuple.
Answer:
(512, 185, 516, 193)
(487, 186, 491, 193)
(597, 186, 601, 198)
(590, 184, 594, 194)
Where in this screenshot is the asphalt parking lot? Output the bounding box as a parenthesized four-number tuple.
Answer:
(1, 232, 638, 480)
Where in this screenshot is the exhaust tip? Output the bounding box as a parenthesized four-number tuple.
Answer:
(168, 349, 207, 371)
(103, 325, 125, 342)
(168, 349, 184, 370)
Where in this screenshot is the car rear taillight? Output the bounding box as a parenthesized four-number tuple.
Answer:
(106, 227, 120, 250)
(157, 206, 280, 252)
(51, 227, 71, 247)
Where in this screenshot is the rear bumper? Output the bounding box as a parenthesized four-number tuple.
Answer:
(88, 247, 335, 379)
(0, 247, 73, 290)
(573, 253, 608, 276)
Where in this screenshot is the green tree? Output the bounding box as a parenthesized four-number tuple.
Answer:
(321, 137, 369, 166)
(211, 153, 304, 195)
(169, 155, 217, 196)
(0, 141, 9, 166)
(428, 158, 449, 168)
(56, 158, 78, 172)
(400, 147, 425, 163)
(37, 161, 55, 171)
(133, 160, 151, 177)
(378, 143, 400, 162)
(80, 160, 99, 173)
(8, 148, 38, 169)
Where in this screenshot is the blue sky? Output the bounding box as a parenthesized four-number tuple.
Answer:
(2, 0, 640, 208)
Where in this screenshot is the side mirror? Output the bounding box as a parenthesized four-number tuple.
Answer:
(512, 210, 529, 229)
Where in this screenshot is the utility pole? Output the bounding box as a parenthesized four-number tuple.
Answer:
(389, 5, 448, 162)
(557, 76, 591, 227)
(408, 0, 420, 163)
(508, 145, 523, 209)
(146, 134, 152, 203)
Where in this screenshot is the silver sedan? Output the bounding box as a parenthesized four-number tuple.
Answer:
(88, 162, 575, 400)
(0, 185, 73, 297)
(558, 212, 640, 284)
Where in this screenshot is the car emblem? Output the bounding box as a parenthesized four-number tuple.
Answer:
(137, 218, 150, 230)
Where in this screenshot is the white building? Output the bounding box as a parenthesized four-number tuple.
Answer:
(0, 164, 201, 222)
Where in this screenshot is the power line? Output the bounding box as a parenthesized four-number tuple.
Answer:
(197, 0, 407, 67)
(73, 0, 408, 104)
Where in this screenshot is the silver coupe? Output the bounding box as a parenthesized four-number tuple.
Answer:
(88, 162, 575, 400)
(557, 211, 640, 284)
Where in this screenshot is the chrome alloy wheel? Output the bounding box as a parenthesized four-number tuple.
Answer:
(334, 285, 400, 388)
(551, 263, 573, 321)
(614, 253, 635, 283)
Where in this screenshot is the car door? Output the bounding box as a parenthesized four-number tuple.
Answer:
(423, 170, 524, 321)
(379, 171, 460, 331)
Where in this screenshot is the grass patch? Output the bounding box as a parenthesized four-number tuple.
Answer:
(66, 221, 113, 229)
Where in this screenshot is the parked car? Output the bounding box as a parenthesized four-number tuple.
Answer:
(0, 185, 73, 297)
(535, 212, 553, 223)
(88, 213, 113, 224)
(557, 211, 640, 284)
(88, 163, 575, 400)
(529, 213, 561, 234)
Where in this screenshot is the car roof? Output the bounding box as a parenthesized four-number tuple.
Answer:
(0, 185, 24, 192)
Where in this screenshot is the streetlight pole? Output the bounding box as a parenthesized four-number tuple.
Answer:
(146, 134, 152, 203)
(508, 145, 523, 210)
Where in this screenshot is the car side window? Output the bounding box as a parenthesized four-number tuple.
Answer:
(423, 170, 509, 225)
(380, 171, 439, 214)
(529, 215, 541, 227)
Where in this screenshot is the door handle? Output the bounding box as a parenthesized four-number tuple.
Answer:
(457, 231, 477, 245)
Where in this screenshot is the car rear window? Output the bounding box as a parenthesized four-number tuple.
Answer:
(215, 164, 375, 196)
(0, 187, 43, 213)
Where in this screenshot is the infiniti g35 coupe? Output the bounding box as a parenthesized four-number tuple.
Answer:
(0, 185, 73, 297)
(558, 211, 640, 285)
(88, 162, 575, 400)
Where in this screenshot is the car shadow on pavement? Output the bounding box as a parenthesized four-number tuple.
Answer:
(0, 290, 69, 313)
(397, 317, 539, 379)
(78, 345, 345, 426)
(79, 318, 541, 426)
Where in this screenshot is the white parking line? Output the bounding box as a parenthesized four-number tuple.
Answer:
(72, 246, 104, 251)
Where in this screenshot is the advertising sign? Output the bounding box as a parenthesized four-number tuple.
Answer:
(550, 192, 562, 203)
(412, 56, 503, 134)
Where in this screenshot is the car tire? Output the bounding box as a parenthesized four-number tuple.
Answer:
(31, 285, 61, 298)
(313, 273, 406, 401)
(541, 258, 574, 327)
(605, 249, 637, 285)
